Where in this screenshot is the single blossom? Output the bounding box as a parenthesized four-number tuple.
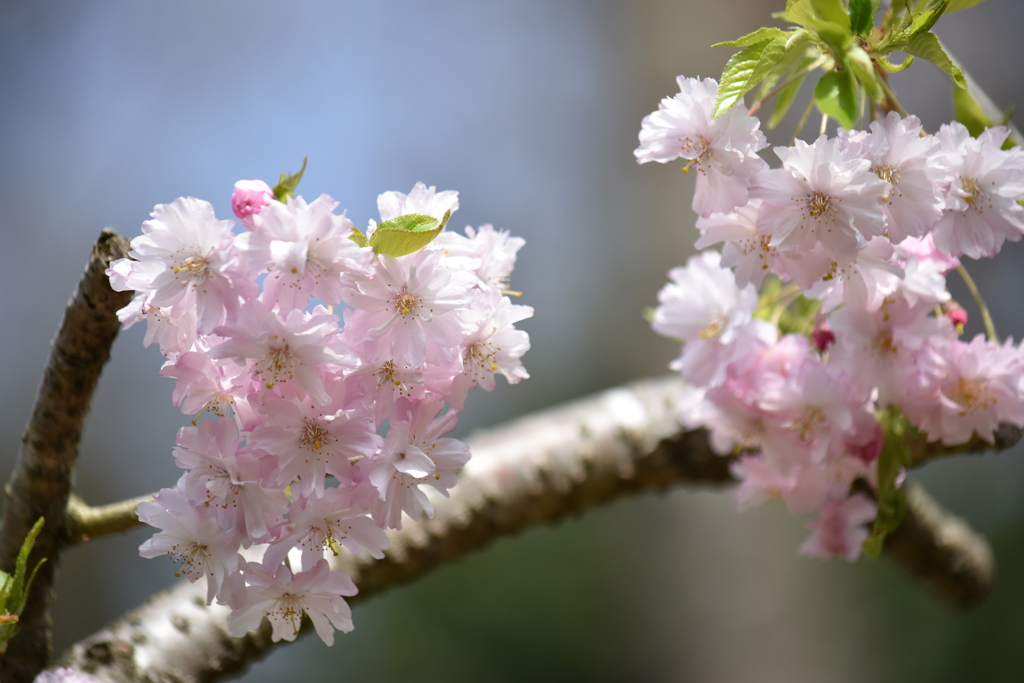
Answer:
(227, 559, 357, 646)
(931, 122, 1024, 259)
(752, 135, 889, 264)
(636, 76, 767, 216)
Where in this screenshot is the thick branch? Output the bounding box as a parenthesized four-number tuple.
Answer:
(59, 377, 1002, 682)
(882, 481, 994, 608)
(0, 230, 130, 683)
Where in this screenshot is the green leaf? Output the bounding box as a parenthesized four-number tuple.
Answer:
(271, 157, 308, 203)
(847, 45, 884, 102)
(953, 85, 993, 138)
(849, 0, 879, 35)
(808, 17, 852, 53)
(713, 27, 788, 48)
(349, 227, 368, 248)
(908, 0, 950, 36)
(810, 0, 851, 30)
(876, 53, 915, 73)
(863, 410, 912, 559)
(369, 211, 451, 257)
(714, 37, 788, 118)
(814, 69, 858, 129)
(754, 31, 814, 101)
(947, 0, 987, 11)
(782, 0, 816, 27)
(10, 518, 44, 608)
(903, 31, 966, 88)
(767, 70, 809, 129)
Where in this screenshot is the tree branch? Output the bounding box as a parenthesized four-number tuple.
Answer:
(58, 377, 1007, 682)
(66, 494, 154, 545)
(0, 230, 131, 683)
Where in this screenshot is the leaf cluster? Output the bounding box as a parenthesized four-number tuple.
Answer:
(714, 0, 985, 130)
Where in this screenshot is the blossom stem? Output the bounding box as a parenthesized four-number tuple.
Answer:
(955, 263, 999, 344)
(877, 73, 909, 118)
(790, 97, 816, 145)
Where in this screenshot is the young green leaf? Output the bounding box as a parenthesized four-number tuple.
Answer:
(782, 0, 817, 27)
(810, 0, 851, 30)
(814, 69, 858, 129)
(907, 0, 951, 36)
(947, 0, 987, 11)
(349, 227, 368, 248)
(767, 70, 810, 129)
(903, 31, 966, 88)
(953, 85, 994, 138)
(848, 0, 879, 36)
(271, 156, 309, 203)
(11, 518, 45, 607)
(876, 53, 915, 73)
(714, 37, 788, 118)
(714, 27, 789, 48)
(368, 210, 451, 257)
(808, 17, 852, 54)
(754, 31, 814, 102)
(847, 45, 884, 102)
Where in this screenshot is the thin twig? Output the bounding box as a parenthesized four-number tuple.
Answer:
(66, 494, 154, 544)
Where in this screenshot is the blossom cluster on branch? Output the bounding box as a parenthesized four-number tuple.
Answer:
(105, 179, 531, 645)
(638, 75, 1024, 562)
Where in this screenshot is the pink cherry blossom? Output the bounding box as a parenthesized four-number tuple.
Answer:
(239, 194, 372, 310)
(376, 182, 459, 223)
(652, 250, 776, 387)
(752, 135, 889, 263)
(931, 123, 1024, 259)
(210, 301, 341, 404)
(366, 399, 470, 529)
(446, 290, 533, 410)
(636, 76, 767, 216)
(114, 197, 254, 334)
(798, 493, 877, 561)
(227, 559, 357, 646)
(342, 249, 476, 368)
(905, 335, 1024, 445)
(138, 483, 241, 604)
(840, 112, 945, 244)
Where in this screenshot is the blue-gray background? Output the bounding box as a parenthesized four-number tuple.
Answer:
(3, 1, 1024, 681)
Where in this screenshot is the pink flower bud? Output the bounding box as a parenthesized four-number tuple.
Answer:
(813, 321, 836, 353)
(231, 179, 274, 223)
(946, 304, 968, 330)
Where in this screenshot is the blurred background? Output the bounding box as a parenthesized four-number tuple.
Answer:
(3, 1, 1024, 681)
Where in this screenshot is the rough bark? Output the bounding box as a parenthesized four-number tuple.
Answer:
(0, 230, 131, 682)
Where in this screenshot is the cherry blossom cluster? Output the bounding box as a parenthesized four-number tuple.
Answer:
(638, 76, 1024, 561)
(107, 181, 531, 644)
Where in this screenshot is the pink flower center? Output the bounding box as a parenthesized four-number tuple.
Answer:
(961, 177, 982, 206)
(174, 255, 209, 284)
(806, 191, 834, 218)
(254, 344, 296, 389)
(299, 419, 331, 451)
(393, 287, 421, 316)
(951, 377, 994, 416)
